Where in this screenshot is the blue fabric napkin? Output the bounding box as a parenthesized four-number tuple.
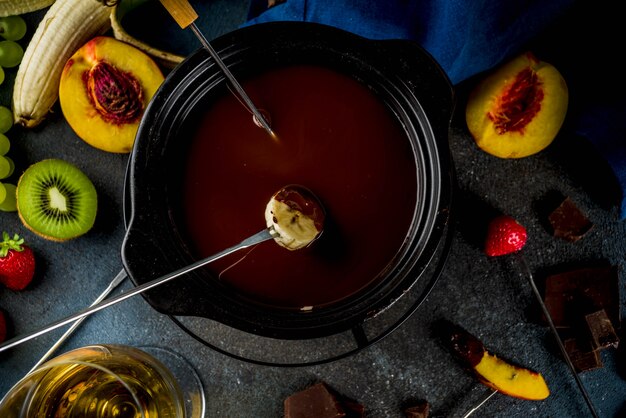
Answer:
(246, 0, 573, 85)
(245, 0, 626, 219)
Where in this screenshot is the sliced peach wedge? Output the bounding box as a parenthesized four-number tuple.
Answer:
(466, 51, 568, 159)
(473, 350, 550, 400)
(444, 321, 550, 401)
(59, 36, 164, 153)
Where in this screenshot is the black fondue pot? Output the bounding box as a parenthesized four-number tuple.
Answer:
(121, 22, 455, 343)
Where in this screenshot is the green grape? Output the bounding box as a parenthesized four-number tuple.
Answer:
(0, 106, 13, 134)
(0, 65, 4, 85)
(0, 16, 27, 41)
(0, 154, 10, 179)
(0, 182, 16, 212)
(2, 155, 13, 178)
(0, 40, 24, 68)
(0, 181, 5, 204)
(0, 133, 8, 155)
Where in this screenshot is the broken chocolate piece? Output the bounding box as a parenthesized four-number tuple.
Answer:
(342, 400, 365, 417)
(284, 382, 364, 418)
(548, 197, 593, 242)
(404, 400, 430, 418)
(545, 267, 621, 373)
(564, 338, 603, 372)
(585, 309, 620, 349)
(543, 266, 620, 329)
(285, 383, 344, 418)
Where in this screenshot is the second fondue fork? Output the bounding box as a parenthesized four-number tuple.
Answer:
(158, 0, 277, 139)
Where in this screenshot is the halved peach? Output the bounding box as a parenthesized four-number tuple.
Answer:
(59, 36, 164, 153)
(466, 52, 568, 158)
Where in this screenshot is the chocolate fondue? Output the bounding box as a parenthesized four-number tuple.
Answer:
(178, 65, 417, 309)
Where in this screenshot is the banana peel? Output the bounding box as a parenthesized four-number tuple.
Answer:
(111, 0, 184, 69)
(0, 0, 54, 17)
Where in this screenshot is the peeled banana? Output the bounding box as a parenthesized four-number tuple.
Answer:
(0, 0, 55, 17)
(12, 0, 112, 128)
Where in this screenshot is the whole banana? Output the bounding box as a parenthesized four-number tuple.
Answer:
(12, 0, 112, 128)
(0, 0, 55, 17)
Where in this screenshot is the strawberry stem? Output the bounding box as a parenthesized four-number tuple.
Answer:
(0, 231, 25, 257)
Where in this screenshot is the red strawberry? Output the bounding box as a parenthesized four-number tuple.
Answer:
(0, 309, 7, 342)
(484, 215, 527, 257)
(0, 232, 36, 290)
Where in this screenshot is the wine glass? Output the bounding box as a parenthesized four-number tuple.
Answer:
(0, 344, 205, 418)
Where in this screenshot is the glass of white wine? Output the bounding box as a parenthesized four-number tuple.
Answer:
(0, 344, 205, 418)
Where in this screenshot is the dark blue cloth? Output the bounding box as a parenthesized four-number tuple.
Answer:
(246, 0, 574, 85)
(245, 0, 626, 219)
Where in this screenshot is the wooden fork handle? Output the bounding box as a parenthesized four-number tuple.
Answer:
(159, 0, 198, 28)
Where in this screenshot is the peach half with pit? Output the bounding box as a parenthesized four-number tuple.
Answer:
(465, 52, 568, 159)
(59, 36, 164, 153)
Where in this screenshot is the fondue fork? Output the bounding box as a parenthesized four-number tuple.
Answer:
(515, 254, 600, 418)
(158, 0, 276, 139)
(0, 184, 325, 353)
(0, 228, 276, 353)
(27, 269, 128, 373)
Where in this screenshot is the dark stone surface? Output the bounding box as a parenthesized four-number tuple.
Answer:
(1, 2, 625, 417)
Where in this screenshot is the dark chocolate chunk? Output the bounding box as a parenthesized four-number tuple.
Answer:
(564, 338, 603, 372)
(585, 309, 620, 349)
(543, 266, 620, 329)
(284, 382, 364, 418)
(404, 400, 430, 418)
(548, 197, 593, 242)
(342, 400, 365, 417)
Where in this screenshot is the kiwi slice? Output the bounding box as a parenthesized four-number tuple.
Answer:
(17, 159, 98, 241)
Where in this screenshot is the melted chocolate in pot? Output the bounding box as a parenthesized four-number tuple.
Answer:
(180, 65, 417, 308)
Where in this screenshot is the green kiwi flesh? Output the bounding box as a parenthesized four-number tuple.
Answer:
(17, 159, 98, 241)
